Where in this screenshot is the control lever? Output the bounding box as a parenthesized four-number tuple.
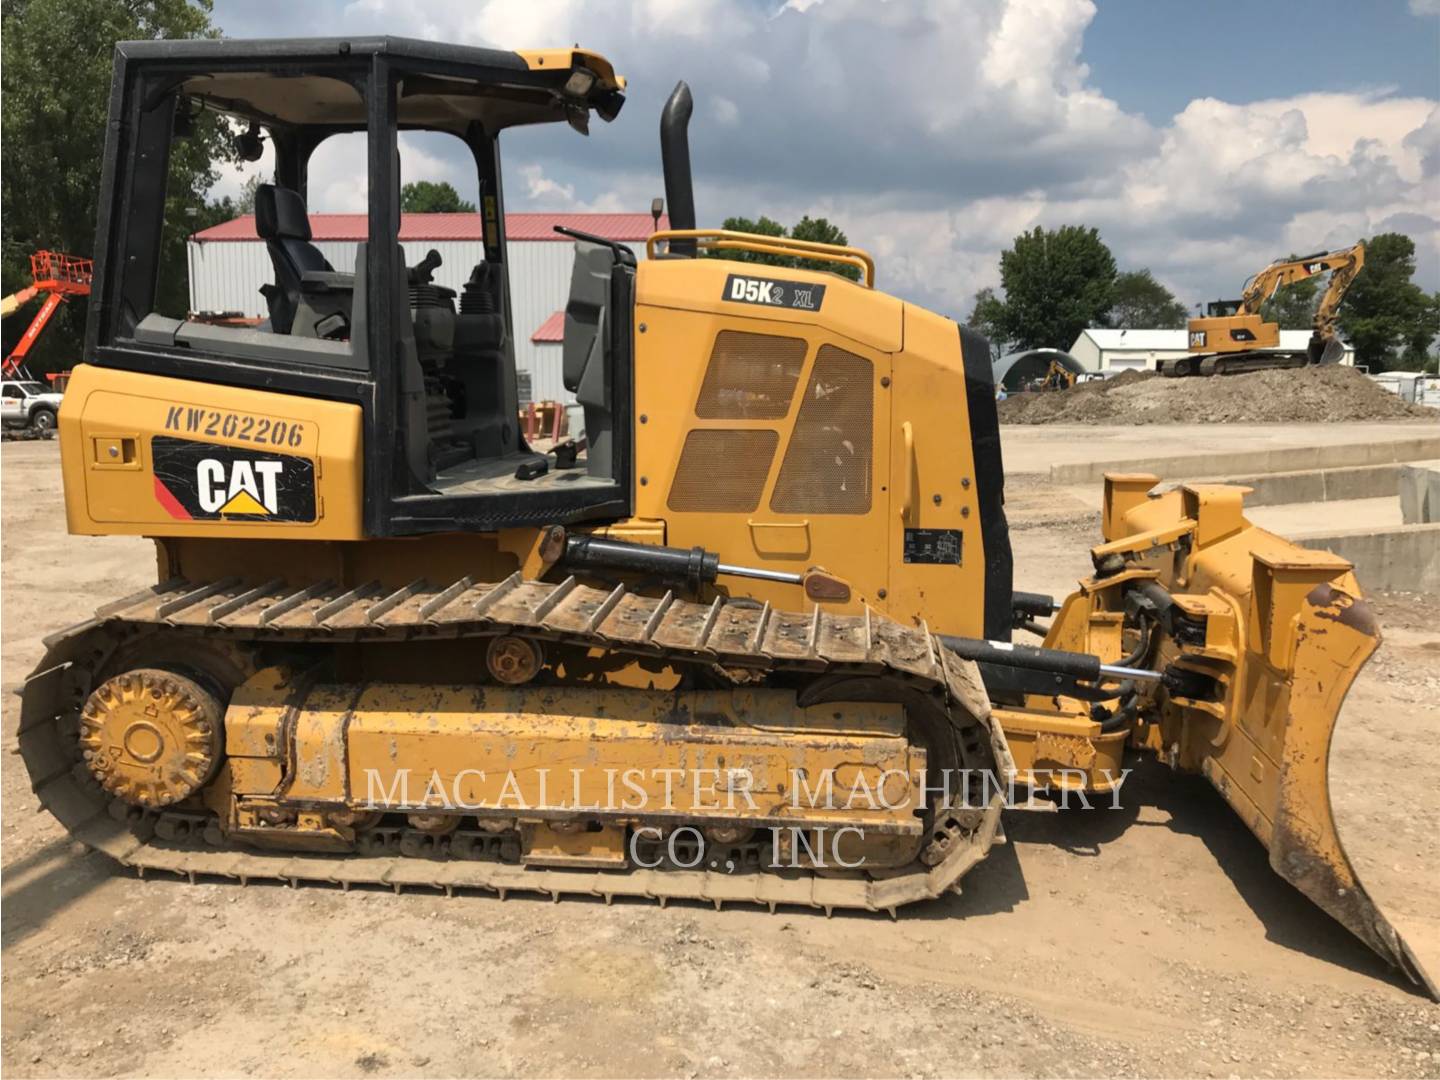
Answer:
(409, 248, 443, 284)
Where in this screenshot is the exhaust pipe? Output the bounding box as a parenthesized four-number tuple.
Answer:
(660, 81, 696, 256)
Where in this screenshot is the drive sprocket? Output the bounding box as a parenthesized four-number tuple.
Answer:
(78, 668, 222, 808)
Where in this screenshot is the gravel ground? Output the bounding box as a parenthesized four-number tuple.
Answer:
(2, 439, 1437, 1079)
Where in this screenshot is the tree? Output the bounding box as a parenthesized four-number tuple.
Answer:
(234, 175, 263, 215)
(994, 226, 1117, 350)
(965, 287, 1010, 359)
(1107, 269, 1188, 329)
(2, 0, 228, 370)
(1259, 271, 1320, 330)
(400, 181, 477, 214)
(703, 214, 862, 281)
(1425, 294, 1440, 375)
(1338, 232, 1438, 373)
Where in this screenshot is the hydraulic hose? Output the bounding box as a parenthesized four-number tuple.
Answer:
(1097, 683, 1140, 733)
(1117, 611, 1157, 670)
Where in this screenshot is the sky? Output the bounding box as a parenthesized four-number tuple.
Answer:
(207, 0, 1440, 319)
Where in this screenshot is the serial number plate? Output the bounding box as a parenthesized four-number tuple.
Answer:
(903, 528, 962, 565)
(163, 405, 307, 448)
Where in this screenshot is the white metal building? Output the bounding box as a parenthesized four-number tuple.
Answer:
(188, 211, 667, 403)
(1069, 328, 1355, 372)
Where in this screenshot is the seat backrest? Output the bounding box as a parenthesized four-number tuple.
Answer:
(562, 242, 618, 478)
(255, 184, 334, 332)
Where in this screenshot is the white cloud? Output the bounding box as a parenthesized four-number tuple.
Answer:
(710, 95, 739, 127)
(1410, 0, 1440, 15)
(211, 0, 1438, 320)
(517, 163, 577, 206)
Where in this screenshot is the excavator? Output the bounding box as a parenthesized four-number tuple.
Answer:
(20, 38, 1432, 997)
(1164, 244, 1365, 376)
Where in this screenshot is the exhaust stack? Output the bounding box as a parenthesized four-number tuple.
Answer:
(660, 81, 696, 256)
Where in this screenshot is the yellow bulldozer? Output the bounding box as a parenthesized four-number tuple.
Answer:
(20, 37, 1432, 997)
(1166, 243, 1366, 377)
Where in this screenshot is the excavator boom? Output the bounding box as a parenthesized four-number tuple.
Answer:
(1238, 245, 1364, 314)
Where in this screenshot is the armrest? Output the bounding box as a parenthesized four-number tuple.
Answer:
(300, 270, 356, 292)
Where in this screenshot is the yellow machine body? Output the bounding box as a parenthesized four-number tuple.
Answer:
(1187, 311, 1281, 354)
(216, 671, 926, 864)
(25, 40, 1431, 997)
(1032, 474, 1428, 989)
(58, 254, 996, 638)
(59, 365, 365, 541)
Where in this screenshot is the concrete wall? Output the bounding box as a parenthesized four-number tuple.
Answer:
(1297, 524, 1440, 593)
(1205, 463, 1403, 507)
(1400, 463, 1440, 524)
(1051, 433, 1440, 485)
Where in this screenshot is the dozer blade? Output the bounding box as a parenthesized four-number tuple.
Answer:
(1205, 580, 1434, 997)
(1063, 477, 1437, 997)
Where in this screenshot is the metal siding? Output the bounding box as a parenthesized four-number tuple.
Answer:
(186, 237, 648, 406)
(507, 241, 577, 404)
(527, 343, 568, 401)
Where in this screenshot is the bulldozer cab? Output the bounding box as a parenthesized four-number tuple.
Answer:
(87, 37, 632, 536)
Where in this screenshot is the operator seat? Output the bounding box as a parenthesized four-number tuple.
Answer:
(254, 184, 352, 336)
(562, 241, 619, 479)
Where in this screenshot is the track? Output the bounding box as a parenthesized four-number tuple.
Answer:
(20, 573, 1013, 915)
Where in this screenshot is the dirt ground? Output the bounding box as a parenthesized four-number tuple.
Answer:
(998, 366, 1433, 426)
(3, 438, 1438, 1079)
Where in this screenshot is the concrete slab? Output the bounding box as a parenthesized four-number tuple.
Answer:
(998, 420, 1439, 480)
(1205, 463, 1404, 507)
(1248, 497, 1402, 536)
(1294, 523, 1440, 593)
(1049, 431, 1440, 485)
(1399, 461, 1440, 524)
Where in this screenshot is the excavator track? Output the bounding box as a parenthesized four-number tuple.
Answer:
(20, 574, 1013, 915)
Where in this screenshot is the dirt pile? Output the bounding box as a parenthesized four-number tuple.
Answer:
(998, 364, 1436, 425)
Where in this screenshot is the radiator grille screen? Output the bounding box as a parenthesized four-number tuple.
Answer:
(770, 345, 873, 515)
(668, 429, 779, 513)
(695, 331, 807, 419)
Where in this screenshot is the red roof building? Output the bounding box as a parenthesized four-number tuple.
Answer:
(192, 212, 667, 243)
(187, 210, 667, 405)
(530, 310, 567, 343)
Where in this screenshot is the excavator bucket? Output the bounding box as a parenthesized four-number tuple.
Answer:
(1316, 336, 1347, 365)
(1048, 475, 1436, 997)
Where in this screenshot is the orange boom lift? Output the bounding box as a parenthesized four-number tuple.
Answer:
(2, 251, 94, 379)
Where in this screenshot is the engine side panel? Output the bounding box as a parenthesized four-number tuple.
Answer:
(632, 258, 1003, 640)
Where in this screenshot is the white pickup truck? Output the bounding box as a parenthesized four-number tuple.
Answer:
(1, 379, 64, 432)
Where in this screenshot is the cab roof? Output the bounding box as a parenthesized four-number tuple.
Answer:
(118, 36, 625, 133)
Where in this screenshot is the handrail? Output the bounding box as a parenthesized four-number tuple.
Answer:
(899, 421, 915, 525)
(645, 229, 875, 288)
